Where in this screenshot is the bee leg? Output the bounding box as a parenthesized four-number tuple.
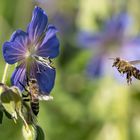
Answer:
(129, 71, 132, 85)
(18, 80, 31, 99)
(117, 68, 121, 73)
(117, 66, 122, 73)
(121, 71, 126, 77)
(126, 72, 130, 85)
(117, 68, 124, 77)
(128, 77, 132, 85)
(126, 71, 132, 85)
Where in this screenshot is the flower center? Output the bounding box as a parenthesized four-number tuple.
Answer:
(24, 44, 37, 59)
(25, 51, 30, 58)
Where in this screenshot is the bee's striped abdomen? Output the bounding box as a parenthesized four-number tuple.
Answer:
(132, 67, 140, 80)
(31, 98, 39, 116)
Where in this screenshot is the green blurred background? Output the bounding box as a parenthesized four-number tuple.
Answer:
(0, 0, 140, 140)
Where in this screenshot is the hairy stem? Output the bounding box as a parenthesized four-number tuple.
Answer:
(1, 63, 9, 83)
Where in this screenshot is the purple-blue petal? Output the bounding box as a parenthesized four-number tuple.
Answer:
(10, 29, 28, 43)
(11, 63, 26, 91)
(35, 63, 56, 94)
(2, 30, 28, 64)
(40, 25, 58, 45)
(102, 11, 132, 38)
(77, 31, 102, 48)
(36, 25, 60, 58)
(27, 6, 48, 42)
(3, 42, 25, 64)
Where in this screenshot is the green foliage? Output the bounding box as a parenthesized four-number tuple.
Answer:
(1, 0, 140, 140)
(0, 110, 3, 124)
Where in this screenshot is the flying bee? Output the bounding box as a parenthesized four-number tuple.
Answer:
(110, 57, 140, 84)
(20, 78, 53, 116)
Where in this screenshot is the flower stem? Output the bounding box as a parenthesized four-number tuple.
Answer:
(0, 63, 9, 95)
(1, 63, 9, 84)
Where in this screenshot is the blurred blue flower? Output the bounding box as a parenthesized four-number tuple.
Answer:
(78, 11, 131, 48)
(2, 6, 60, 94)
(77, 11, 134, 77)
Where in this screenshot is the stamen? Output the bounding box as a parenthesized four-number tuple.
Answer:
(36, 62, 41, 73)
(25, 51, 30, 58)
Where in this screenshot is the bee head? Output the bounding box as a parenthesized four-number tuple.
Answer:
(112, 57, 120, 67)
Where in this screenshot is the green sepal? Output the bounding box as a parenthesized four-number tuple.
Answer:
(36, 125, 45, 140)
(22, 124, 36, 140)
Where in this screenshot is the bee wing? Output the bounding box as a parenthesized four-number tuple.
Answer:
(38, 95, 53, 101)
(129, 60, 140, 65)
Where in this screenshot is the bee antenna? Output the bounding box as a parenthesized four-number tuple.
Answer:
(108, 58, 115, 60)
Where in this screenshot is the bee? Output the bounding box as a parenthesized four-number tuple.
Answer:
(20, 78, 53, 116)
(20, 55, 54, 116)
(27, 79, 40, 116)
(111, 57, 140, 84)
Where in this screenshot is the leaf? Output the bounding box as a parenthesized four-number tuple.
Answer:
(0, 86, 22, 121)
(36, 125, 45, 140)
(10, 86, 22, 113)
(1, 89, 17, 120)
(4, 110, 12, 119)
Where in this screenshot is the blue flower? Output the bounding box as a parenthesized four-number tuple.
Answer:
(2, 6, 60, 94)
